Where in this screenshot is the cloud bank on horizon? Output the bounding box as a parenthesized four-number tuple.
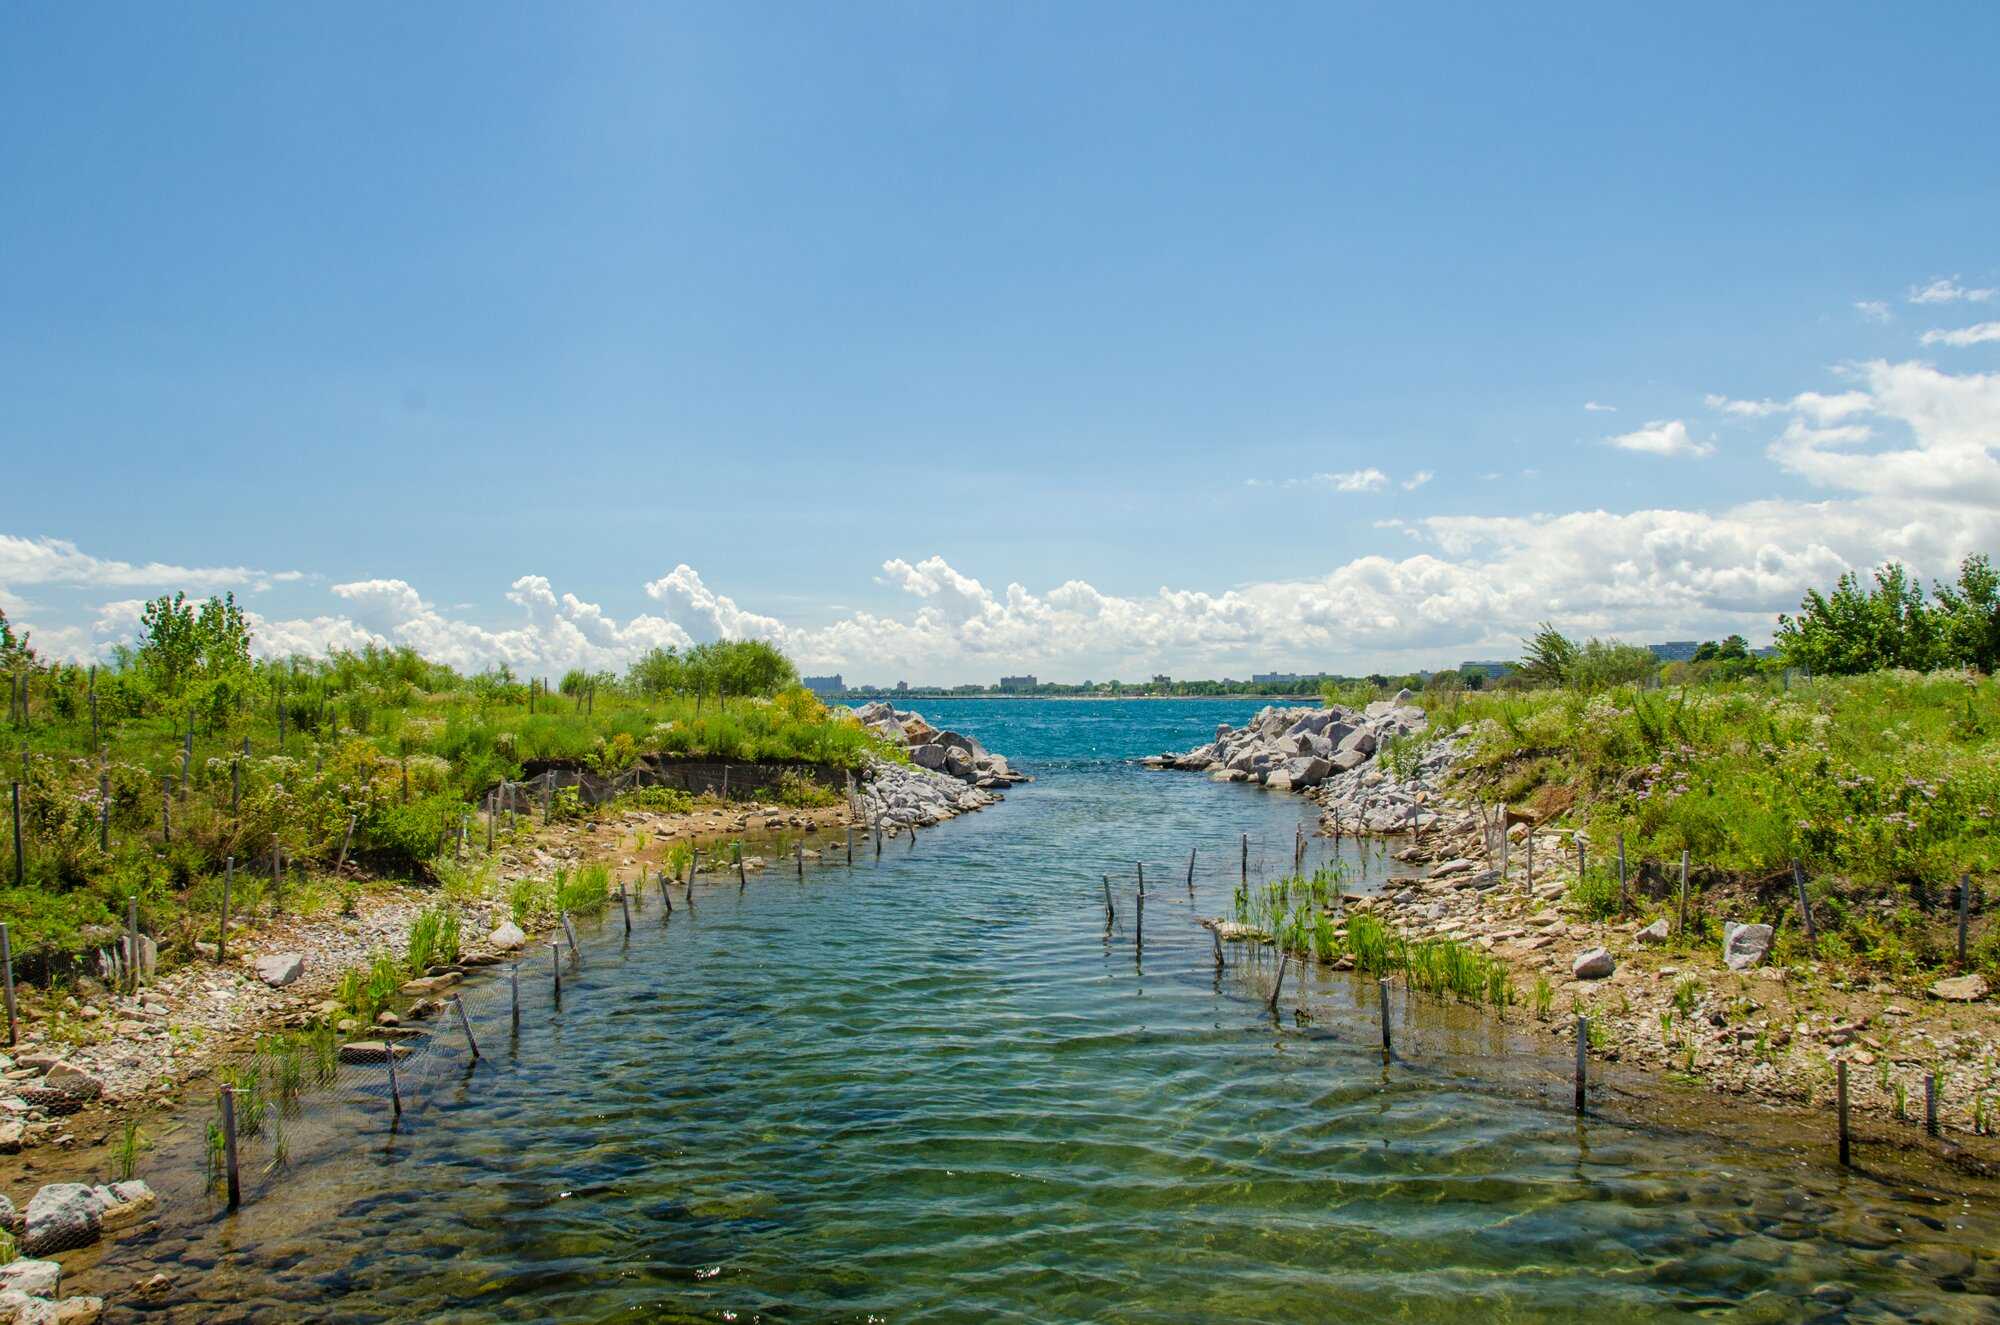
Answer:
(6, 339, 2000, 685)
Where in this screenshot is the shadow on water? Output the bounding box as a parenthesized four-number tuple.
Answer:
(63, 700, 2000, 1322)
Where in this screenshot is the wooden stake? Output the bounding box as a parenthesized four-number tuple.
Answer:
(1837, 1059, 1851, 1166)
(1379, 979, 1391, 1058)
(510, 962, 520, 1025)
(617, 880, 631, 934)
(1213, 929, 1224, 970)
(0, 922, 16, 1047)
(1186, 846, 1196, 895)
(1616, 834, 1626, 912)
(736, 844, 746, 890)
(127, 896, 141, 993)
(1574, 1015, 1588, 1113)
(335, 815, 356, 874)
(1267, 949, 1287, 1014)
(384, 1042, 402, 1117)
(1240, 832, 1248, 885)
(846, 827, 854, 865)
(219, 857, 232, 963)
(451, 994, 480, 1060)
(220, 1086, 243, 1205)
(796, 841, 804, 880)
(550, 941, 562, 997)
(1958, 873, 1971, 967)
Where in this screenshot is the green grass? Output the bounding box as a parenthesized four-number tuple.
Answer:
(0, 647, 894, 965)
(554, 862, 611, 917)
(1423, 669, 2000, 981)
(1243, 873, 1511, 1008)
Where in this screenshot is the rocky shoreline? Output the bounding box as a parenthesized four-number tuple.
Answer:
(1152, 702, 2000, 1153)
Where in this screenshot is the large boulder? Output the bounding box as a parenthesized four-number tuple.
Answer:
(1282, 756, 1334, 789)
(1723, 922, 1773, 972)
(1336, 728, 1377, 757)
(1330, 749, 1370, 773)
(942, 747, 975, 780)
(1929, 973, 1989, 1002)
(933, 730, 988, 759)
(488, 921, 526, 951)
(1572, 948, 1615, 980)
(908, 744, 949, 772)
(254, 952, 305, 988)
(0, 1260, 61, 1297)
(21, 1185, 100, 1256)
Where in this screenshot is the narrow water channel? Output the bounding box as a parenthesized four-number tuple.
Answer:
(78, 701, 2000, 1322)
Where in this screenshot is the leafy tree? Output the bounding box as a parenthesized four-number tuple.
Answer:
(1569, 639, 1660, 691)
(136, 592, 253, 722)
(1775, 563, 1942, 675)
(1718, 634, 1750, 660)
(0, 606, 32, 668)
(627, 646, 688, 697)
(1934, 554, 2000, 674)
(1517, 622, 1578, 686)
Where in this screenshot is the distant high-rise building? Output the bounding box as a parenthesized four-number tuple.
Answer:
(802, 674, 844, 696)
(998, 674, 1038, 692)
(1252, 671, 1302, 685)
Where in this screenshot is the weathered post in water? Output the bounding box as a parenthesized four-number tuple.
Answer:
(1267, 950, 1288, 1015)
(550, 941, 562, 999)
(1213, 929, 1224, 971)
(1240, 832, 1248, 886)
(451, 994, 481, 1061)
(1379, 979, 1391, 1059)
(1186, 846, 1196, 895)
(1837, 1060, 1851, 1166)
(617, 880, 631, 934)
(510, 963, 520, 1027)
(384, 1043, 402, 1118)
(220, 1086, 243, 1205)
(1574, 1015, 1588, 1113)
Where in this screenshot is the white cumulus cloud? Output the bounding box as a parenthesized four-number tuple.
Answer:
(1604, 419, 1715, 459)
(1920, 322, 2000, 348)
(1908, 277, 1995, 305)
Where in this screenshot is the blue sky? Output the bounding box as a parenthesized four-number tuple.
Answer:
(4, 3, 1998, 683)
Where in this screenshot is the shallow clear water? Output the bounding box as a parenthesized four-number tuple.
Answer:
(83, 701, 2000, 1321)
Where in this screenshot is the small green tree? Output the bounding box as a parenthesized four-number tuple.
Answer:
(1934, 554, 2000, 673)
(1517, 622, 1578, 686)
(1775, 562, 1942, 675)
(136, 592, 253, 722)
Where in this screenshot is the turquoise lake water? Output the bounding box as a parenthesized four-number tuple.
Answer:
(83, 700, 2000, 1322)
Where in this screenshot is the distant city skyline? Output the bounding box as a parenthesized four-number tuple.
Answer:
(3, 6, 1996, 683)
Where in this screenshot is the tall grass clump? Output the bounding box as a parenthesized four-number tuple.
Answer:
(555, 861, 611, 916)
